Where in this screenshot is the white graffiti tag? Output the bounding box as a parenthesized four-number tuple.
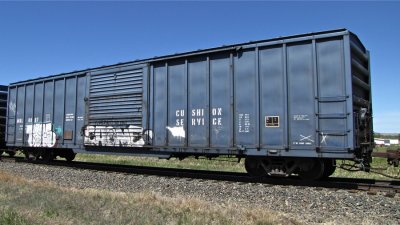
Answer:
(25, 123, 57, 147)
(9, 101, 16, 114)
(84, 125, 147, 147)
(320, 132, 328, 145)
(166, 126, 185, 138)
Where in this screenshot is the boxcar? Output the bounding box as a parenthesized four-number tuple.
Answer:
(4, 29, 373, 179)
(0, 85, 7, 151)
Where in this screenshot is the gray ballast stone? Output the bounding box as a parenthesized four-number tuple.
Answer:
(0, 161, 399, 224)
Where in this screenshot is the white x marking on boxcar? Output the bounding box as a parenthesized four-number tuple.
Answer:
(300, 135, 314, 143)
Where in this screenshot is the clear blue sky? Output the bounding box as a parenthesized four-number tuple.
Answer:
(0, 1, 399, 133)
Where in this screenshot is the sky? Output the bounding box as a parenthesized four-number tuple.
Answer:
(0, 1, 399, 133)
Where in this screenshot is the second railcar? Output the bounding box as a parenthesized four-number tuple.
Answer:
(5, 29, 373, 179)
(1, 86, 8, 153)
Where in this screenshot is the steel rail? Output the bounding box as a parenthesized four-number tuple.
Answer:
(1, 156, 399, 195)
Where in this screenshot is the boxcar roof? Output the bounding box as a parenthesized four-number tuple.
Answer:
(10, 28, 361, 86)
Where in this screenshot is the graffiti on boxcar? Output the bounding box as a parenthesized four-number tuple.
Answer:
(84, 125, 150, 147)
(25, 123, 57, 147)
(9, 101, 16, 114)
(320, 132, 328, 145)
(166, 126, 185, 138)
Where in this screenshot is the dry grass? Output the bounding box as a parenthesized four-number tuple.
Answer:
(0, 170, 299, 225)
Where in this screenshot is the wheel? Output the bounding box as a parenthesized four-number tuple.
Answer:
(6, 151, 15, 157)
(321, 159, 336, 179)
(41, 151, 55, 162)
(23, 151, 36, 161)
(298, 159, 325, 180)
(65, 153, 76, 162)
(245, 157, 267, 177)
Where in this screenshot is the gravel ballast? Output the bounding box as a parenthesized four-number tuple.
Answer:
(1, 161, 399, 224)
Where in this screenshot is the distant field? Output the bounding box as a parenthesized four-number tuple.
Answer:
(74, 146, 400, 180)
(0, 171, 293, 225)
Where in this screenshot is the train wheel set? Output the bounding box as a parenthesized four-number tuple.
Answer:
(244, 157, 336, 180)
(19, 149, 76, 162)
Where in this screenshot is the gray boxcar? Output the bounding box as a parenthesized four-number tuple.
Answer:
(0, 85, 7, 150)
(5, 29, 373, 179)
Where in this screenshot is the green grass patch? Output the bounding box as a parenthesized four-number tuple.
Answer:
(332, 157, 400, 179)
(76, 153, 247, 173)
(331, 146, 400, 179)
(0, 207, 35, 225)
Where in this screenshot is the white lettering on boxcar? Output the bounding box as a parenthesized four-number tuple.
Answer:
(293, 134, 314, 145)
(65, 113, 74, 122)
(192, 108, 204, 117)
(212, 108, 222, 116)
(25, 123, 57, 147)
(175, 109, 185, 126)
(191, 108, 205, 126)
(212, 118, 222, 126)
(192, 118, 205, 126)
(238, 113, 250, 133)
(211, 107, 223, 126)
(293, 114, 310, 121)
(176, 118, 184, 126)
(176, 109, 185, 117)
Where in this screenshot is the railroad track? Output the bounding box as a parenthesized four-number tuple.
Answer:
(1, 156, 399, 196)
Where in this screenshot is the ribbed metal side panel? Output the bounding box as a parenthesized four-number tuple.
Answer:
(350, 35, 370, 108)
(349, 33, 373, 150)
(89, 68, 143, 126)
